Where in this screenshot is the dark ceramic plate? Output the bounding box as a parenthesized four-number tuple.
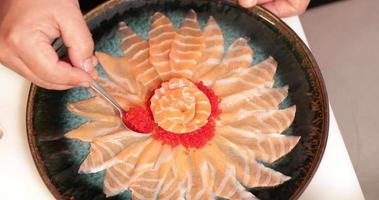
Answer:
(26, 0, 329, 199)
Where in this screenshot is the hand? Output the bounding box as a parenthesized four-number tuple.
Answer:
(238, 0, 310, 17)
(0, 0, 96, 90)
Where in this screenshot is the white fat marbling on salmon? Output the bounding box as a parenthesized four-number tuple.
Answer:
(219, 106, 296, 133)
(169, 10, 205, 79)
(213, 56, 277, 96)
(79, 131, 150, 173)
(220, 86, 288, 112)
(199, 37, 254, 86)
(192, 17, 224, 81)
(216, 126, 300, 162)
(117, 22, 161, 90)
(96, 52, 142, 95)
(149, 12, 176, 81)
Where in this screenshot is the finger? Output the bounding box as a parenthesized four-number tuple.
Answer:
(61, 55, 97, 75)
(8, 60, 74, 90)
(55, 2, 96, 72)
(262, 0, 310, 17)
(16, 32, 92, 87)
(3, 51, 74, 90)
(238, 0, 258, 8)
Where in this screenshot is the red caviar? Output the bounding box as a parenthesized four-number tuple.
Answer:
(122, 107, 154, 133)
(122, 81, 220, 149)
(196, 82, 221, 117)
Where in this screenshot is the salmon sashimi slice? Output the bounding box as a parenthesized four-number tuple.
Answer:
(156, 167, 186, 200)
(67, 96, 119, 122)
(103, 138, 152, 197)
(219, 106, 296, 134)
(94, 77, 145, 107)
(149, 12, 176, 81)
(172, 146, 196, 199)
(104, 162, 135, 197)
(201, 145, 258, 200)
(127, 145, 178, 199)
(128, 170, 164, 199)
(129, 160, 185, 200)
(184, 151, 215, 199)
(79, 130, 150, 173)
(96, 51, 142, 95)
(192, 16, 224, 81)
(212, 56, 277, 97)
(127, 140, 163, 174)
(199, 38, 254, 86)
(127, 146, 187, 200)
(117, 22, 161, 90)
(220, 86, 288, 113)
(150, 78, 211, 133)
(104, 143, 183, 199)
(216, 126, 300, 163)
(64, 121, 123, 142)
(128, 147, 185, 200)
(245, 161, 291, 188)
(212, 135, 292, 189)
(169, 10, 205, 79)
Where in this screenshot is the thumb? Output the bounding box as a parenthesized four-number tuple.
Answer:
(238, 0, 258, 8)
(56, 2, 97, 72)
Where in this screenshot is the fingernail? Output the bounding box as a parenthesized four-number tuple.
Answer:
(82, 58, 94, 72)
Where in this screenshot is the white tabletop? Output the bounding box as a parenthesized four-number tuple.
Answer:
(0, 16, 365, 200)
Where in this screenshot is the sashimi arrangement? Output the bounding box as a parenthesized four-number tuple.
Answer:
(65, 10, 300, 200)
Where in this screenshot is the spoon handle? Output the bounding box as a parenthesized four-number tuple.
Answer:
(90, 81, 123, 114)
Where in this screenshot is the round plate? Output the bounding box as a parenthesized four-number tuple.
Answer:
(26, 0, 329, 199)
